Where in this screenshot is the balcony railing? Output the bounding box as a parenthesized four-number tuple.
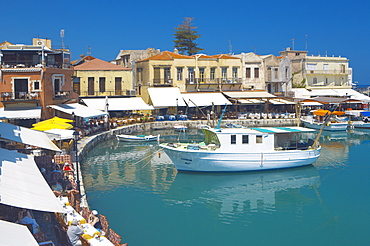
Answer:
(153, 78, 173, 86)
(1, 91, 41, 101)
(185, 78, 242, 85)
(53, 91, 72, 99)
(305, 69, 349, 75)
(79, 90, 128, 97)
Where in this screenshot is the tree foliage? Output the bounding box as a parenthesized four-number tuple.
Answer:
(173, 17, 203, 55)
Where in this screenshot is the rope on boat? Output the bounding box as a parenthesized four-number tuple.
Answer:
(127, 148, 163, 172)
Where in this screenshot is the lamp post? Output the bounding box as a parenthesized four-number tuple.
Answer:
(72, 112, 81, 193)
(176, 98, 178, 120)
(105, 97, 109, 130)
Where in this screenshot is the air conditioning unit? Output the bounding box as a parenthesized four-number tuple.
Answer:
(126, 90, 136, 96)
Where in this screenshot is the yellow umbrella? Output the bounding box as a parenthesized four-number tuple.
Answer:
(31, 121, 73, 131)
(32, 116, 73, 127)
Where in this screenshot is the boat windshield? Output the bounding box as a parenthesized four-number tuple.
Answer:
(202, 129, 220, 146)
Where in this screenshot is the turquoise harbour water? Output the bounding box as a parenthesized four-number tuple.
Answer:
(81, 129, 370, 246)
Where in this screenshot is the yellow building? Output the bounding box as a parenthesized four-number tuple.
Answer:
(135, 51, 242, 103)
(73, 58, 133, 96)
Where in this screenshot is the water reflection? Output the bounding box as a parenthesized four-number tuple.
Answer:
(163, 165, 320, 222)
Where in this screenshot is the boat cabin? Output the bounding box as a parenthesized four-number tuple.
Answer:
(202, 127, 316, 153)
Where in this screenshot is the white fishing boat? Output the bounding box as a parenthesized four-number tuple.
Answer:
(160, 126, 321, 172)
(116, 134, 159, 142)
(301, 109, 348, 131)
(173, 124, 187, 132)
(347, 111, 370, 129)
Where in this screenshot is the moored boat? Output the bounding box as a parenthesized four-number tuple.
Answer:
(301, 109, 348, 131)
(116, 134, 159, 142)
(173, 124, 187, 132)
(160, 126, 321, 172)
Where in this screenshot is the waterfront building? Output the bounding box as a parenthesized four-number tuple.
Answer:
(114, 48, 161, 68)
(0, 38, 78, 124)
(72, 58, 133, 97)
(134, 50, 243, 104)
(234, 52, 292, 96)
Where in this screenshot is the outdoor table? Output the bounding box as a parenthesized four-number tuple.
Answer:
(80, 223, 100, 240)
(88, 235, 114, 246)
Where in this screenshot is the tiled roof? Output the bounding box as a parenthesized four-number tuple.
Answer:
(209, 54, 240, 59)
(139, 51, 192, 61)
(73, 58, 131, 71)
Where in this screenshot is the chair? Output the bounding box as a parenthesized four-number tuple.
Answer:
(81, 207, 90, 221)
(108, 228, 122, 245)
(99, 214, 109, 236)
(38, 241, 55, 246)
(79, 235, 90, 246)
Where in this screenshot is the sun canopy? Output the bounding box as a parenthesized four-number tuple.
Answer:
(47, 103, 107, 118)
(361, 111, 370, 117)
(313, 109, 345, 116)
(251, 127, 317, 133)
(0, 122, 61, 152)
(44, 129, 75, 140)
(0, 107, 41, 119)
(0, 220, 39, 246)
(82, 97, 154, 111)
(148, 87, 187, 108)
(31, 117, 74, 131)
(0, 148, 65, 213)
(223, 91, 276, 99)
(182, 92, 232, 107)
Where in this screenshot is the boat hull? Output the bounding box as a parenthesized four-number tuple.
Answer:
(301, 119, 348, 131)
(116, 134, 159, 142)
(161, 146, 321, 172)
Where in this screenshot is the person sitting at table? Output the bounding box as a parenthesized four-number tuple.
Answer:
(51, 180, 64, 193)
(18, 209, 40, 234)
(88, 210, 102, 230)
(67, 219, 84, 246)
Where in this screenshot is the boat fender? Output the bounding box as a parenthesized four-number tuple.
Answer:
(158, 152, 161, 158)
(326, 122, 331, 126)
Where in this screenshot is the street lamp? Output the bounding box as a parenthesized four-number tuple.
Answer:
(72, 112, 81, 193)
(176, 98, 178, 120)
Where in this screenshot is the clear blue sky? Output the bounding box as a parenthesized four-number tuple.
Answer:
(1, 0, 369, 85)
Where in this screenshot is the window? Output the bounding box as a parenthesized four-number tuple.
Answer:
(307, 63, 317, 70)
(199, 67, 205, 82)
(99, 77, 106, 93)
(231, 135, 236, 144)
(88, 77, 94, 95)
(313, 78, 318, 84)
(33, 81, 40, 90)
(188, 67, 195, 83)
(242, 135, 249, 144)
(256, 135, 263, 144)
(254, 67, 259, 78)
(210, 67, 216, 80)
(115, 77, 122, 95)
(221, 67, 227, 79)
(232, 67, 238, 78)
(246, 67, 251, 78)
(295, 52, 300, 56)
(177, 67, 183, 81)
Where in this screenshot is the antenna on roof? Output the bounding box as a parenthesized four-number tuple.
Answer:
(87, 46, 91, 55)
(291, 38, 295, 50)
(305, 35, 308, 51)
(228, 40, 233, 55)
(60, 29, 65, 50)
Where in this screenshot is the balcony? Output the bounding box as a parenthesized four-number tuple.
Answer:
(185, 78, 242, 85)
(53, 91, 72, 100)
(1, 91, 41, 101)
(305, 69, 349, 75)
(152, 78, 173, 86)
(79, 90, 128, 97)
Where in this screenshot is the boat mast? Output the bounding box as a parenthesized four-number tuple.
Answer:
(215, 104, 228, 129)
